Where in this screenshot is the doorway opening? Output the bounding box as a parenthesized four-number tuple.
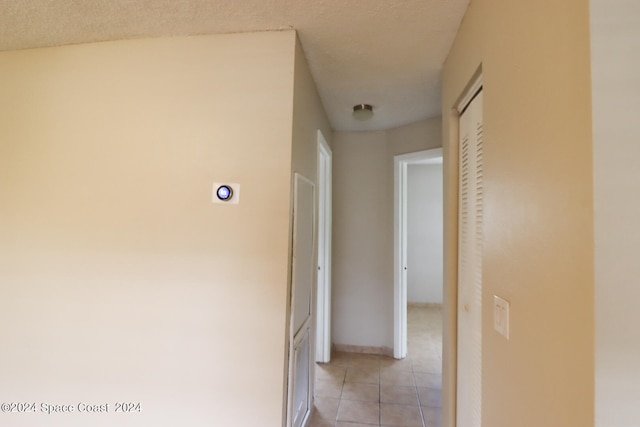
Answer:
(394, 147, 443, 359)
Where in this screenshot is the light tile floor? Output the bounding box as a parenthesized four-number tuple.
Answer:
(308, 305, 442, 427)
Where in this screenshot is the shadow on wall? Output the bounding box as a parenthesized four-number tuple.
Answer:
(407, 161, 443, 305)
(331, 117, 442, 352)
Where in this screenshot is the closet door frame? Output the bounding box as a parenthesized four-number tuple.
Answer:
(454, 73, 484, 427)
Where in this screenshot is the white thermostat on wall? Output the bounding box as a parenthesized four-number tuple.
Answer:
(212, 182, 240, 204)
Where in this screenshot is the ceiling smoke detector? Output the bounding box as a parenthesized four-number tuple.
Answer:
(353, 104, 374, 121)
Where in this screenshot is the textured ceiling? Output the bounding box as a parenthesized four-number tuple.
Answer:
(0, 0, 470, 131)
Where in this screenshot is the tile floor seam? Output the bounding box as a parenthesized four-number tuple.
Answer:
(413, 370, 426, 427)
(309, 306, 441, 427)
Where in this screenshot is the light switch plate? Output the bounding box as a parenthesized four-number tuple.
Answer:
(493, 295, 510, 339)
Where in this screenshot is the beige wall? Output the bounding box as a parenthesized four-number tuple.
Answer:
(332, 130, 390, 348)
(407, 164, 443, 304)
(591, 1, 640, 426)
(0, 31, 300, 427)
(332, 117, 441, 350)
(441, 1, 594, 427)
(292, 36, 333, 178)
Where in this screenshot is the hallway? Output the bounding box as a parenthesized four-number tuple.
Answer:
(308, 305, 442, 427)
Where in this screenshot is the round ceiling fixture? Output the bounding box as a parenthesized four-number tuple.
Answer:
(353, 104, 374, 121)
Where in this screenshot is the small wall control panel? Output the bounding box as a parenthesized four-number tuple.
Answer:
(212, 182, 240, 204)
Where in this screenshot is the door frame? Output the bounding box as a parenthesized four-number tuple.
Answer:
(454, 74, 484, 427)
(393, 147, 443, 359)
(316, 131, 332, 363)
(442, 70, 483, 427)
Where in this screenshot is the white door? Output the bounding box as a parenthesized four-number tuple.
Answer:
(316, 132, 332, 363)
(292, 329, 311, 427)
(457, 89, 483, 427)
(287, 173, 315, 427)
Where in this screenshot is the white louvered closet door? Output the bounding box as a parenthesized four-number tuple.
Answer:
(457, 89, 483, 427)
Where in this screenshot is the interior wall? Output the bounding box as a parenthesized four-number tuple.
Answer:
(441, 1, 594, 427)
(591, 1, 640, 426)
(407, 163, 443, 304)
(332, 117, 441, 351)
(291, 36, 333, 180)
(0, 31, 297, 427)
(332, 130, 389, 349)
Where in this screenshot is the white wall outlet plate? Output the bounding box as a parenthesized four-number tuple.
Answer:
(493, 295, 510, 340)
(212, 182, 240, 204)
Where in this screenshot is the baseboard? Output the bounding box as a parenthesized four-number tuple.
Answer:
(408, 302, 443, 309)
(333, 344, 394, 358)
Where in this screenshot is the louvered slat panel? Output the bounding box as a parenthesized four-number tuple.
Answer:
(457, 90, 483, 427)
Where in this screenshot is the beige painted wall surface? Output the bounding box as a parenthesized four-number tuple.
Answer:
(591, 1, 640, 426)
(292, 36, 333, 178)
(407, 164, 443, 304)
(332, 130, 390, 348)
(442, 1, 594, 427)
(0, 32, 296, 427)
(332, 117, 441, 350)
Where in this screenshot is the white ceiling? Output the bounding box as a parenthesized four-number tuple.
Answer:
(0, 0, 470, 131)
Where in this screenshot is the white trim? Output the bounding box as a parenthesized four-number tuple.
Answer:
(456, 74, 483, 114)
(393, 147, 443, 359)
(316, 131, 332, 363)
(447, 71, 484, 427)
